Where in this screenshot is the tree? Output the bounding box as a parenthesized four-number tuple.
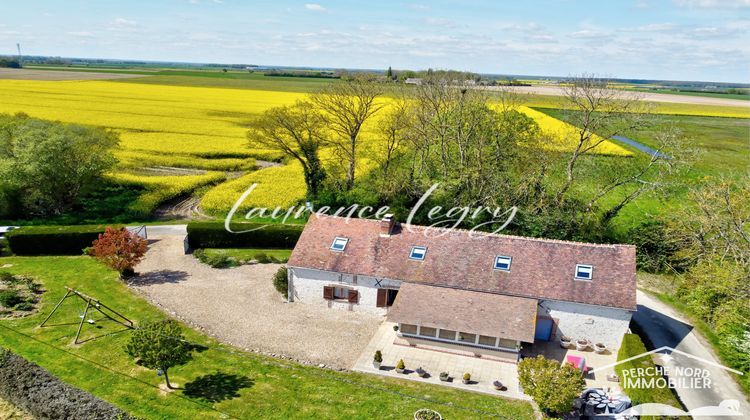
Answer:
(310, 77, 383, 190)
(89, 227, 148, 276)
(0, 114, 118, 216)
(125, 320, 193, 389)
(272, 266, 288, 298)
(247, 102, 327, 198)
(556, 74, 653, 204)
(518, 355, 585, 416)
(386, 66, 393, 80)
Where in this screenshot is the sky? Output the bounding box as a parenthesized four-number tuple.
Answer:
(1, 0, 749, 83)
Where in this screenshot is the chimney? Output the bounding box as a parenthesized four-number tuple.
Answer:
(380, 214, 396, 237)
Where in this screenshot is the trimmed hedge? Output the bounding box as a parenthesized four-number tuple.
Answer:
(0, 348, 135, 419)
(187, 221, 303, 249)
(6, 225, 117, 256)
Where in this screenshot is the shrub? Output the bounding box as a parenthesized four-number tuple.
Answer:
(273, 267, 288, 298)
(373, 350, 382, 363)
(463, 373, 471, 381)
(518, 355, 585, 416)
(193, 249, 239, 269)
(396, 359, 405, 370)
(254, 252, 272, 263)
(89, 227, 148, 275)
(6, 225, 119, 256)
(0, 290, 23, 308)
(0, 348, 134, 419)
(0, 271, 16, 285)
(125, 320, 193, 389)
(187, 221, 303, 249)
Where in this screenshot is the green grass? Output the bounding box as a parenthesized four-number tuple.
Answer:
(625, 88, 750, 101)
(202, 248, 292, 263)
(615, 334, 683, 411)
(534, 110, 750, 235)
(0, 256, 535, 419)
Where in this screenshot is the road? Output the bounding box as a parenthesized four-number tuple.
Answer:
(633, 290, 749, 417)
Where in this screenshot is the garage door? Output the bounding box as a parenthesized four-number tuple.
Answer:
(534, 318, 554, 341)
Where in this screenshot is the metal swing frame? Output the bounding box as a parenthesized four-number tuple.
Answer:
(39, 286, 134, 344)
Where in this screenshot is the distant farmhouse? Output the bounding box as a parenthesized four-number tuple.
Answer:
(287, 215, 636, 362)
(404, 77, 423, 85)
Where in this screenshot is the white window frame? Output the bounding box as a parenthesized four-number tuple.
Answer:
(575, 264, 593, 281)
(330, 237, 349, 252)
(493, 255, 512, 271)
(409, 246, 427, 261)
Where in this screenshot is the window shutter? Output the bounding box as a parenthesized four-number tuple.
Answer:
(323, 286, 334, 300)
(376, 289, 387, 307)
(347, 289, 359, 303)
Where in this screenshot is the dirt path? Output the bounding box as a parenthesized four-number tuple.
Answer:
(0, 68, 147, 81)
(487, 85, 750, 108)
(130, 233, 383, 368)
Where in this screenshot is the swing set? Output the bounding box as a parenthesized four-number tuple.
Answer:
(39, 286, 134, 344)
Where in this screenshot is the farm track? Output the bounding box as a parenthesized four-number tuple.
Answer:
(154, 195, 209, 220)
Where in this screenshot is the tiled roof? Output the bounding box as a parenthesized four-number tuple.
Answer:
(387, 283, 538, 342)
(287, 215, 637, 310)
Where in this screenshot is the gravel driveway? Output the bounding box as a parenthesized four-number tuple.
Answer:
(130, 233, 383, 368)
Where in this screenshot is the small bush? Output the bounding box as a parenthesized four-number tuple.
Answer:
(254, 252, 272, 263)
(13, 302, 33, 311)
(187, 221, 303, 249)
(396, 359, 405, 370)
(273, 266, 288, 298)
(0, 348, 134, 419)
(193, 249, 239, 269)
(0, 271, 17, 285)
(373, 350, 382, 363)
(6, 225, 120, 256)
(0, 290, 23, 308)
(463, 373, 471, 381)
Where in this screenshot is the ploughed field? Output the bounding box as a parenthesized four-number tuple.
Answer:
(1, 78, 725, 219)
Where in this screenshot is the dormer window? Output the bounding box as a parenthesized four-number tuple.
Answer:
(575, 264, 593, 280)
(494, 256, 512, 271)
(409, 246, 427, 261)
(330, 237, 349, 251)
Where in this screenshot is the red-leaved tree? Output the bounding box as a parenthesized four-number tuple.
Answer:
(90, 227, 148, 277)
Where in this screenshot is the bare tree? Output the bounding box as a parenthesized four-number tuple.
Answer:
(556, 74, 653, 204)
(311, 76, 384, 190)
(247, 101, 327, 197)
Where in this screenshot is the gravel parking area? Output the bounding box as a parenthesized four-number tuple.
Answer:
(130, 233, 383, 368)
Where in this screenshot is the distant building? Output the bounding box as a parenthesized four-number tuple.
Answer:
(404, 78, 423, 85)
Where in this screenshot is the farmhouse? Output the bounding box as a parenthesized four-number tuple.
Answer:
(287, 215, 636, 361)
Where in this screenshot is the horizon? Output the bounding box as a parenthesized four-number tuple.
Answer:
(2, 0, 749, 84)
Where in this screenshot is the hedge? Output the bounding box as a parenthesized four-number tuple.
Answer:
(6, 225, 117, 256)
(0, 348, 135, 419)
(187, 221, 303, 249)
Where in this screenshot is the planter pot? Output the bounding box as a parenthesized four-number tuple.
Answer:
(493, 381, 505, 391)
(373, 361, 381, 369)
(462, 379, 470, 385)
(396, 368, 405, 374)
(439, 374, 450, 382)
(416, 369, 427, 378)
(594, 344, 607, 354)
(575, 340, 589, 351)
(560, 339, 573, 349)
(414, 408, 442, 420)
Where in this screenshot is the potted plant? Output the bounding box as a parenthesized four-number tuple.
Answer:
(414, 408, 442, 420)
(462, 373, 471, 384)
(396, 359, 406, 374)
(393, 325, 399, 332)
(493, 380, 506, 391)
(560, 335, 573, 349)
(416, 367, 427, 377)
(594, 342, 607, 354)
(373, 350, 383, 369)
(439, 372, 450, 382)
(576, 338, 590, 351)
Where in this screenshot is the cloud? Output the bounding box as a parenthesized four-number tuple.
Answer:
(674, 0, 750, 8)
(304, 3, 326, 11)
(409, 3, 430, 10)
(424, 17, 454, 27)
(113, 17, 137, 27)
(67, 31, 95, 37)
(570, 29, 608, 39)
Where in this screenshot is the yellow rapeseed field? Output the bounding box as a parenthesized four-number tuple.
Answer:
(0, 78, 714, 216)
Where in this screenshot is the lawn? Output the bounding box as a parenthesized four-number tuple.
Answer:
(615, 334, 683, 411)
(0, 256, 535, 419)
